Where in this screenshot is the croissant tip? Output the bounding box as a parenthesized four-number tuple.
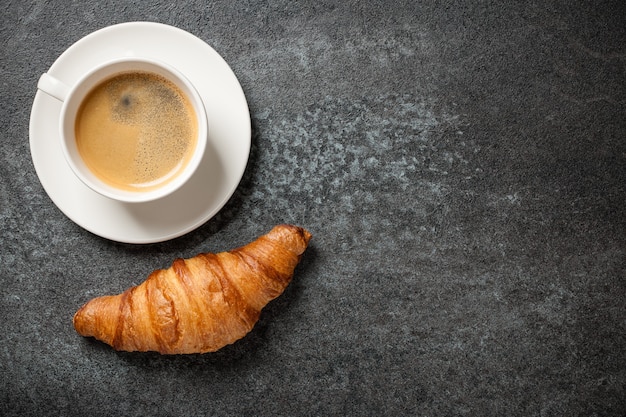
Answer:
(72, 302, 90, 334)
(275, 223, 312, 242)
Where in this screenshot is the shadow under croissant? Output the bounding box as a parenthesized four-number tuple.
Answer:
(77, 308, 280, 367)
(79, 243, 319, 365)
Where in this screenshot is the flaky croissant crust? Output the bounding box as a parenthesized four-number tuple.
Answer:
(73, 224, 311, 354)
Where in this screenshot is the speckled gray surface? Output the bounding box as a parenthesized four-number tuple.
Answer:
(1, 1, 625, 415)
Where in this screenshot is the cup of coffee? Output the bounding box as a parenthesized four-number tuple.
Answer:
(37, 57, 208, 203)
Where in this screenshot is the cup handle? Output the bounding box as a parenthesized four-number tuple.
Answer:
(37, 73, 70, 101)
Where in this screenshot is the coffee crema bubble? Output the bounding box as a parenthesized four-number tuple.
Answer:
(75, 71, 198, 192)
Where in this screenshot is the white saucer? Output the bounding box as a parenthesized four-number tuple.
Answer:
(29, 22, 251, 244)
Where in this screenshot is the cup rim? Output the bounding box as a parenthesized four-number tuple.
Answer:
(59, 57, 208, 204)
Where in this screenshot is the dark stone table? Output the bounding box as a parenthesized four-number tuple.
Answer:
(1, 1, 624, 415)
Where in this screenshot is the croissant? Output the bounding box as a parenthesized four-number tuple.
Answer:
(73, 224, 312, 354)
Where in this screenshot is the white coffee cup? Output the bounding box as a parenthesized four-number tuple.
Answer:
(37, 57, 208, 203)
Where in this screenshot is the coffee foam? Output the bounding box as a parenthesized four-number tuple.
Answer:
(75, 71, 197, 191)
